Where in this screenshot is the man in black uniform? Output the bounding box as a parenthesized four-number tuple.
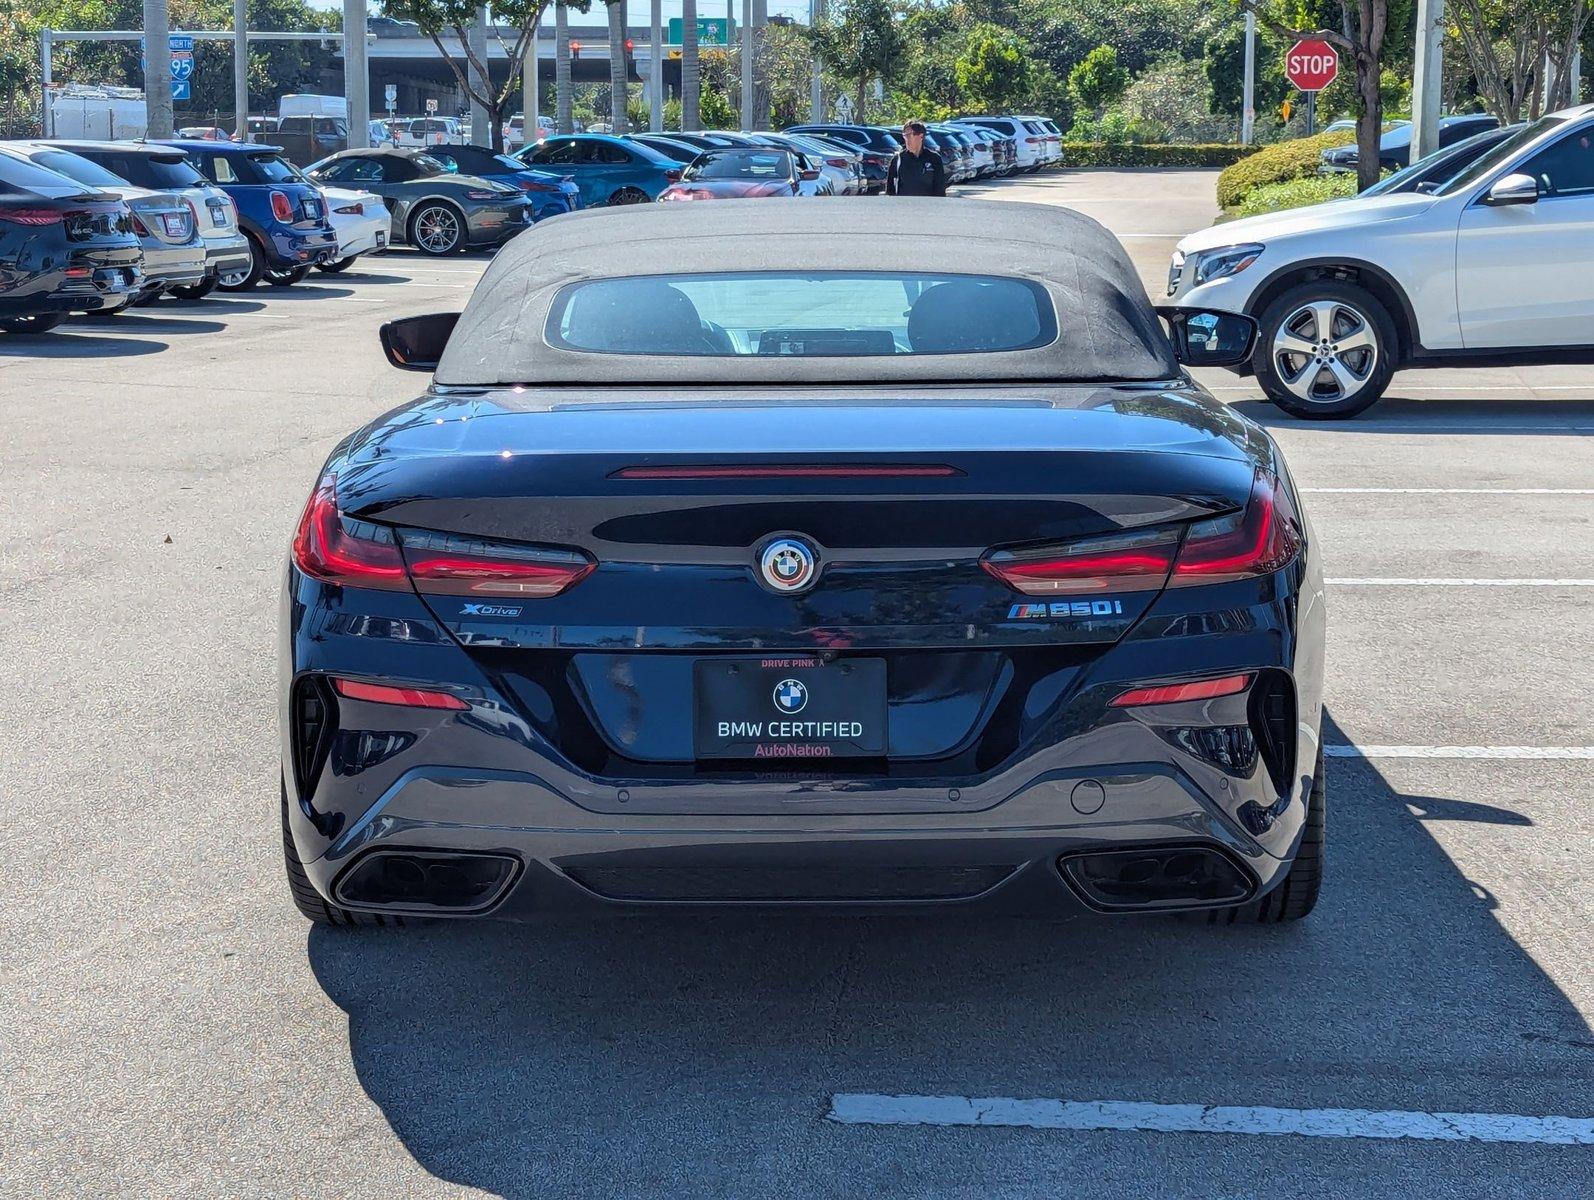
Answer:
(885, 120, 947, 196)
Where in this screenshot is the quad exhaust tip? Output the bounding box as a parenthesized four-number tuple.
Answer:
(334, 850, 520, 914)
(1058, 846, 1254, 912)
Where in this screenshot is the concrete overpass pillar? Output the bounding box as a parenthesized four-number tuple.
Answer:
(344, 0, 370, 148)
(469, 6, 491, 145)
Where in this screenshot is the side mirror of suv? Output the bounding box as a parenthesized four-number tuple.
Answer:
(1156, 307, 1259, 369)
(1482, 172, 1540, 206)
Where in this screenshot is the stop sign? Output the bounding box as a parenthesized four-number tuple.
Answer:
(1285, 39, 1339, 92)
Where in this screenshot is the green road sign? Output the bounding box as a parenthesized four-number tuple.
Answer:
(666, 17, 734, 46)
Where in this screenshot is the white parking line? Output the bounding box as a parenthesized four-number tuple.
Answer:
(1326, 745, 1594, 760)
(1327, 578, 1594, 586)
(827, 1094, 1594, 1144)
(1305, 487, 1594, 495)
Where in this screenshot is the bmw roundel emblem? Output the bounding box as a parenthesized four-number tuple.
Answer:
(773, 678, 808, 714)
(758, 537, 818, 594)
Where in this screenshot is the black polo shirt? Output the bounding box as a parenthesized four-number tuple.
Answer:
(886, 146, 947, 196)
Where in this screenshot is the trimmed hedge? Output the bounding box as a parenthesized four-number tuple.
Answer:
(1236, 172, 1360, 216)
(1215, 129, 1356, 210)
(1060, 142, 1251, 168)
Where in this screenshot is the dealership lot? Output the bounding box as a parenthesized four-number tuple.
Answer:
(2, 172, 1590, 1198)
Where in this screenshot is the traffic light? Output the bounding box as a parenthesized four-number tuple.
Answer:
(570, 39, 581, 59)
(624, 38, 634, 57)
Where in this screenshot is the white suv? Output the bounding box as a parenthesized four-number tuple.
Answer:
(1168, 103, 1594, 418)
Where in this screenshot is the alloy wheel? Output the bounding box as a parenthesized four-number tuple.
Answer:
(414, 206, 462, 254)
(1272, 300, 1379, 404)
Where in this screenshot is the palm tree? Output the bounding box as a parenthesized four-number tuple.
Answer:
(680, 0, 699, 130)
(555, 1, 573, 133)
(605, 0, 628, 134)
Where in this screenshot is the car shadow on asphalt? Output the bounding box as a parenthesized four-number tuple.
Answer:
(243, 285, 357, 301)
(332, 272, 423, 285)
(0, 332, 167, 357)
(304, 708, 1590, 1196)
(1231, 397, 1594, 431)
(65, 314, 229, 336)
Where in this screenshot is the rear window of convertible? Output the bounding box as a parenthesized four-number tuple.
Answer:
(546, 271, 1057, 357)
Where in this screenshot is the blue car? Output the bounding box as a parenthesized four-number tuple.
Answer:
(159, 139, 338, 289)
(513, 134, 681, 207)
(420, 143, 582, 221)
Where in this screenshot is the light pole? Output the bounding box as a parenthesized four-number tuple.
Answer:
(1411, 0, 1444, 160)
(1240, 9, 1255, 145)
(232, 0, 247, 139)
(809, 0, 824, 122)
(739, 0, 752, 129)
(143, 0, 173, 138)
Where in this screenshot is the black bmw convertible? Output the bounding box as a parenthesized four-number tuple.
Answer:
(281, 199, 1326, 926)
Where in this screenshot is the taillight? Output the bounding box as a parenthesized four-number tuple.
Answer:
(518, 179, 559, 192)
(1111, 673, 1253, 708)
(983, 528, 1179, 596)
(185, 198, 202, 231)
(664, 168, 683, 182)
(292, 476, 409, 590)
(333, 678, 469, 710)
(1169, 471, 1300, 587)
(129, 211, 151, 236)
(269, 190, 295, 222)
(334, 201, 364, 215)
(293, 475, 596, 597)
(0, 207, 63, 225)
(827, 157, 847, 168)
(400, 529, 594, 598)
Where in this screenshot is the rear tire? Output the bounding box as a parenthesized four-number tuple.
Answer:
(1198, 746, 1325, 925)
(1253, 280, 1396, 420)
(264, 264, 310, 287)
(316, 256, 355, 273)
(607, 187, 651, 206)
(217, 235, 264, 290)
(281, 779, 400, 927)
(169, 277, 217, 300)
(0, 312, 66, 334)
(409, 202, 465, 255)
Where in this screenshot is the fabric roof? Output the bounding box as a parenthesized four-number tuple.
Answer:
(435, 197, 1178, 386)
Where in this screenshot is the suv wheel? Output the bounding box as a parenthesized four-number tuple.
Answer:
(410, 202, 464, 254)
(1253, 281, 1397, 419)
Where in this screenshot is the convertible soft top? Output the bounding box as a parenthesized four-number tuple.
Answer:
(435, 197, 1179, 386)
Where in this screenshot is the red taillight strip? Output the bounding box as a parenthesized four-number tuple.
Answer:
(406, 554, 594, 597)
(333, 678, 468, 710)
(1110, 673, 1253, 708)
(612, 464, 962, 480)
(982, 529, 1179, 596)
(292, 477, 409, 589)
(1169, 472, 1300, 587)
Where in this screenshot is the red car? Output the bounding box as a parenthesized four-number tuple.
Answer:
(658, 148, 828, 201)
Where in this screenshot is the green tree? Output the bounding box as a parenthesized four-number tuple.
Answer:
(1449, 0, 1594, 120)
(1239, 0, 1396, 191)
(955, 29, 1030, 112)
(383, 0, 552, 150)
(1068, 43, 1126, 115)
(812, 0, 905, 123)
(1204, 22, 1289, 128)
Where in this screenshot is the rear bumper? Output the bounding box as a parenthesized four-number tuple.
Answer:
(295, 756, 1301, 921)
(202, 232, 252, 275)
(138, 242, 208, 289)
(332, 214, 389, 259)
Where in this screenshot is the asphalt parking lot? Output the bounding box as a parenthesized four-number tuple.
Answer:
(3, 171, 1591, 1199)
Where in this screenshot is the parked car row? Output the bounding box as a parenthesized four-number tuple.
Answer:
(0, 135, 587, 333)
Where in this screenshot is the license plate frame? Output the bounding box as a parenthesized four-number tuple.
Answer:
(693, 657, 887, 761)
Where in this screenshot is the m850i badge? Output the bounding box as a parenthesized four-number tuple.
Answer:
(1008, 600, 1125, 620)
